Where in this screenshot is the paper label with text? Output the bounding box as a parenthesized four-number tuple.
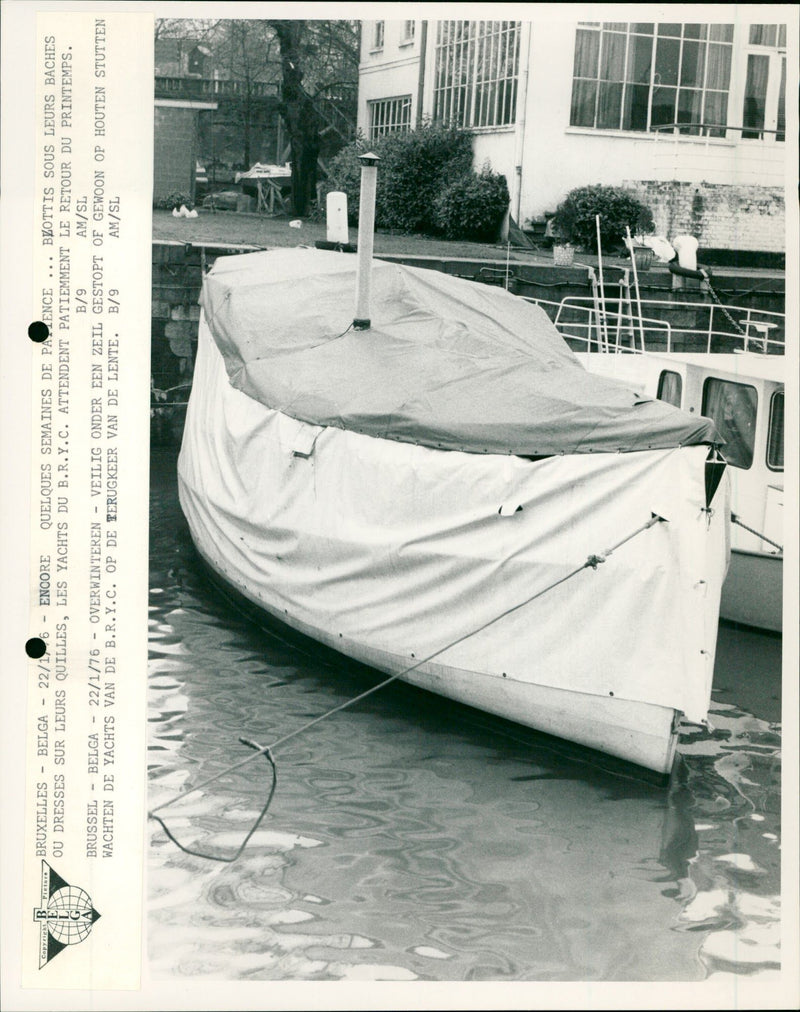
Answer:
(23, 11, 152, 990)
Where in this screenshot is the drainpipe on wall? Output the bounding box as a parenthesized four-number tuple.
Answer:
(512, 21, 532, 226)
(416, 21, 428, 128)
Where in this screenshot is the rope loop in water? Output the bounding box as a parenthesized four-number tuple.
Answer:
(148, 739, 276, 864)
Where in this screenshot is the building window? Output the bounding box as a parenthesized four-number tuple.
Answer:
(742, 24, 786, 141)
(570, 22, 734, 136)
(749, 24, 787, 47)
(372, 21, 385, 51)
(369, 96, 412, 139)
(657, 370, 682, 407)
(402, 21, 416, 44)
(767, 390, 784, 471)
(433, 21, 520, 128)
(702, 378, 757, 470)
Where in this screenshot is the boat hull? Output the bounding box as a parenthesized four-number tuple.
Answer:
(178, 315, 729, 776)
(189, 535, 681, 775)
(721, 549, 783, 632)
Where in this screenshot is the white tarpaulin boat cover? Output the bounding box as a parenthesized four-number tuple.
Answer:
(200, 249, 720, 457)
(180, 293, 729, 724)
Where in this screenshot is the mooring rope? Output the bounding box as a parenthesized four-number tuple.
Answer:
(149, 742, 277, 864)
(731, 513, 783, 553)
(702, 274, 750, 339)
(149, 513, 666, 861)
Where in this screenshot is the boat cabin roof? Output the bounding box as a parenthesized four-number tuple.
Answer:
(648, 352, 785, 386)
(201, 249, 719, 456)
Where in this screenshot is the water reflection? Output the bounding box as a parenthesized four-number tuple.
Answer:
(674, 704, 781, 977)
(148, 448, 781, 982)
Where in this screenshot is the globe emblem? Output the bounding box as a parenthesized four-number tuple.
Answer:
(46, 886, 96, 944)
(35, 862, 101, 967)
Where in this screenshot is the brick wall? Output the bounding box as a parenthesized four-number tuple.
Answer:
(623, 180, 785, 253)
(151, 241, 262, 443)
(154, 106, 198, 205)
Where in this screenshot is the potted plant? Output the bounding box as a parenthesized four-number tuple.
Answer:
(626, 235, 656, 272)
(545, 212, 575, 265)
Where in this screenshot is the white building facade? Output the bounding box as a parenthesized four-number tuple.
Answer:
(358, 16, 791, 251)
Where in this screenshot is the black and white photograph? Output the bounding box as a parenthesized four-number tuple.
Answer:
(147, 6, 793, 986)
(2, 3, 798, 1009)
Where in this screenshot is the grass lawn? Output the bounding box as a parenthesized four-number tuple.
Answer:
(152, 209, 555, 264)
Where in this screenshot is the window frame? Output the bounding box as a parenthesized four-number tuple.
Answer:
(656, 369, 683, 407)
(569, 22, 735, 137)
(401, 21, 416, 45)
(368, 95, 413, 140)
(766, 389, 784, 472)
(433, 21, 521, 130)
(739, 23, 786, 143)
(702, 377, 758, 471)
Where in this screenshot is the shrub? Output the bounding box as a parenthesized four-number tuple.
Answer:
(378, 123, 473, 233)
(434, 167, 510, 242)
(323, 123, 474, 233)
(551, 185, 654, 251)
(155, 191, 194, 212)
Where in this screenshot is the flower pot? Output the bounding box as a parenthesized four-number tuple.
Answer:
(553, 244, 575, 267)
(632, 247, 654, 272)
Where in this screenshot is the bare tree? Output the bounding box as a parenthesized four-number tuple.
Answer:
(269, 20, 359, 215)
(155, 18, 359, 211)
(216, 20, 281, 170)
(269, 21, 322, 215)
(154, 18, 218, 44)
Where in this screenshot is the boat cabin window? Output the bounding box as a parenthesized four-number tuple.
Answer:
(702, 379, 757, 469)
(657, 370, 682, 407)
(767, 390, 784, 470)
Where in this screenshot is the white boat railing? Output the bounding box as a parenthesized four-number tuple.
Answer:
(528, 296, 672, 353)
(524, 295, 785, 356)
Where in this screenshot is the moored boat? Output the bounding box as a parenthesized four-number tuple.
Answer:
(178, 241, 730, 775)
(580, 350, 783, 632)
(536, 292, 785, 633)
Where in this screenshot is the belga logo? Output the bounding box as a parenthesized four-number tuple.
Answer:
(34, 861, 101, 968)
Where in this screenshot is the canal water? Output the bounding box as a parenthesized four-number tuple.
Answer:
(147, 445, 782, 983)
